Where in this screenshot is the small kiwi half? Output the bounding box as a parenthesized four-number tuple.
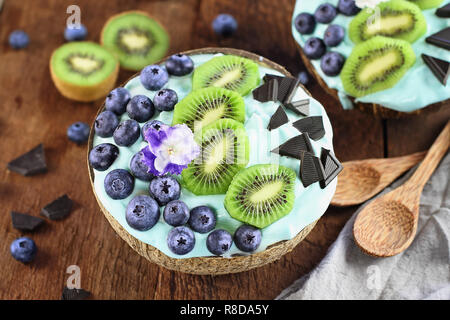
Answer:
(101, 11, 169, 71)
(50, 41, 119, 102)
(224, 164, 296, 229)
(407, 0, 444, 10)
(192, 55, 260, 96)
(349, 0, 427, 44)
(341, 36, 416, 98)
(181, 118, 249, 195)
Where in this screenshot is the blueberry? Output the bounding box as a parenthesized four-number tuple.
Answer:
(303, 37, 326, 60)
(10, 237, 37, 263)
(126, 195, 160, 231)
(104, 169, 135, 200)
(298, 71, 310, 86)
(89, 143, 119, 171)
(234, 225, 261, 252)
(294, 13, 316, 35)
(188, 206, 216, 234)
(149, 176, 181, 206)
(64, 24, 88, 41)
(67, 122, 90, 144)
(9, 30, 29, 49)
(163, 200, 190, 227)
(140, 65, 169, 91)
(338, 0, 361, 16)
(113, 119, 140, 147)
(129, 151, 154, 181)
(165, 54, 194, 76)
(94, 111, 119, 138)
(126, 95, 154, 123)
(105, 87, 131, 115)
(167, 226, 195, 255)
(153, 89, 178, 112)
(324, 24, 345, 47)
(314, 4, 337, 24)
(142, 120, 165, 139)
(320, 51, 346, 76)
(212, 14, 238, 37)
(206, 229, 233, 256)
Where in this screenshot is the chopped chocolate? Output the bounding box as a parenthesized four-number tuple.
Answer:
(252, 78, 279, 102)
(422, 54, 450, 85)
(267, 105, 289, 131)
(319, 148, 343, 189)
(263, 74, 299, 104)
(11, 212, 45, 232)
(61, 287, 91, 300)
(426, 27, 450, 50)
(300, 151, 325, 188)
(263, 74, 284, 83)
(284, 99, 310, 116)
(436, 3, 450, 18)
(7, 144, 47, 176)
(292, 116, 325, 141)
(271, 133, 313, 160)
(41, 194, 73, 220)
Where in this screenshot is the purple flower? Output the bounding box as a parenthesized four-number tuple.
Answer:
(142, 123, 200, 176)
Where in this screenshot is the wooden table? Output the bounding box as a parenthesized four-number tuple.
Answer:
(0, 0, 448, 300)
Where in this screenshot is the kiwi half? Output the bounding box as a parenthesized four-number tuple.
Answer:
(341, 36, 416, 98)
(349, 0, 427, 44)
(192, 55, 260, 96)
(181, 119, 249, 195)
(50, 42, 119, 102)
(224, 164, 296, 229)
(101, 11, 169, 71)
(407, 0, 444, 10)
(172, 87, 245, 132)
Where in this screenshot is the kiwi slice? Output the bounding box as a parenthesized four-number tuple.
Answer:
(407, 0, 444, 10)
(181, 119, 249, 195)
(340, 36, 416, 98)
(224, 164, 296, 229)
(101, 11, 169, 71)
(172, 87, 245, 132)
(192, 55, 260, 96)
(50, 42, 119, 102)
(349, 0, 427, 44)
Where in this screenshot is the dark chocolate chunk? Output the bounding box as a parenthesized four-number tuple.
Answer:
(436, 3, 450, 18)
(11, 212, 45, 232)
(292, 116, 325, 141)
(319, 148, 343, 189)
(268, 105, 289, 131)
(263, 74, 300, 104)
(271, 133, 313, 160)
(426, 27, 450, 50)
(41, 195, 73, 220)
(422, 54, 450, 85)
(300, 151, 325, 188)
(61, 287, 91, 300)
(263, 74, 284, 83)
(252, 78, 279, 102)
(284, 99, 310, 116)
(7, 144, 47, 176)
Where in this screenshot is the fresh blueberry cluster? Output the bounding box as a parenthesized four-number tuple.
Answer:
(294, 0, 359, 76)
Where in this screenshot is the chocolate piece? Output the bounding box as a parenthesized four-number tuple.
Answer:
(7, 144, 47, 176)
(252, 79, 279, 102)
(267, 105, 289, 131)
(319, 148, 343, 189)
(61, 287, 91, 300)
(271, 133, 313, 159)
(292, 116, 325, 141)
(41, 195, 73, 220)
(263, 74, 284, 83)
(422, 54, 450, 85)
(263, 74, 299, 104)
(300, 151, 325, 188)
(436, 3, 450, 18)
(426, 27, 450, 50)
(284, 99, 310, 116)
(11, 212, 45, 232)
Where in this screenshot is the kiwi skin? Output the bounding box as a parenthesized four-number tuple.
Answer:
(49, 43, 119, 102)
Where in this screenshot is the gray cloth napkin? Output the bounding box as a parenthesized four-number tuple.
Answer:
(277, 152, 450, 300)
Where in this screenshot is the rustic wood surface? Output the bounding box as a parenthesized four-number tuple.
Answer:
(0, 0, 448, 300)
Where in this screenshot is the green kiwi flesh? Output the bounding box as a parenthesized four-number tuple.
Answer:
(192, 55, 260, 96)
(349, 0, 427, 44)
(181, 119, 249, 195)
(101, 12, 169, 71)
(224, 164, 296, 229)
(341, 36, 416, 98)
(172, 87, 245, 132)
(407, 0, 444, 10)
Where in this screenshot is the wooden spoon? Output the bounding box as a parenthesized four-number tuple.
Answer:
(331, 151, 426, 207)
(353, 121, 450, 257)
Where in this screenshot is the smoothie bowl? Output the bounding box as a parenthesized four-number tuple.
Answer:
(87, 48, 341, 275)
